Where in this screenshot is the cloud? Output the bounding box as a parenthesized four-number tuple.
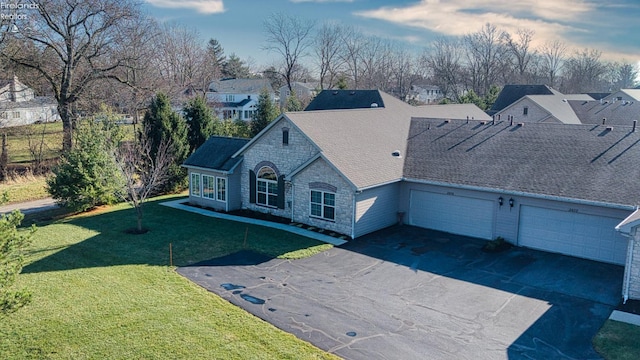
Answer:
(290, 0, 354, 3)
(355, 0, 594, 48)
(144, 0, 224, 14)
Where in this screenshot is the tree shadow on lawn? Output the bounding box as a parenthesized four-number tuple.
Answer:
(21, 197, 327, 274)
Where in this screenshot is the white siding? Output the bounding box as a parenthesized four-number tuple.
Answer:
(354, 183, 400, 237)
(518, 205, 628, 265)
(408, 190, 495, 239)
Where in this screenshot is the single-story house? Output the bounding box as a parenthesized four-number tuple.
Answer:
(183, 136, 249, 212)
(206, 78, 276, 121)
(185, 90, 640, 301)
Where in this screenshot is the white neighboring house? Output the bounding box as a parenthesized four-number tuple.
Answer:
(278, 81, 320, 109)
(406, 83, 444, 104)
(206, 78, 276, 121)
(0, 76, 59, 127)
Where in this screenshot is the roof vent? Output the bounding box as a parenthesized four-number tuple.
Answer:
(370, 103, 378, 108)
(633, 120, 637, 133)
(332, 91, 339, 95)
(350, 91, 356, 95)
(562, 99, 567, 102)
(606, 126, 614, 131)
(391, 150, 402, 158)
(602, 118, 606, 125)
(480, 121, 487, 125)
(516, 122, 524, 127)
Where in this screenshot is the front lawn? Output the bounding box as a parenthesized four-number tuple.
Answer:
(0, 196, 336, 359)
(594, 319, 640, 360)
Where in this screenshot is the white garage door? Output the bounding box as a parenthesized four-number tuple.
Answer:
(409, 190, 495, 239)
(518, 205, 627, 265)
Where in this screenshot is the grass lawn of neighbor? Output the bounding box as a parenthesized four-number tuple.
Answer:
(0, 195, 337, 359)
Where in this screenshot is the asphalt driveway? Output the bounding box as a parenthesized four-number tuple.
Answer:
(178, 225, 623, 360)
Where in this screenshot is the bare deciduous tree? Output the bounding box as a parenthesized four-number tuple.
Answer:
(464, 23, 509, 97)
(0, 0, 141, 151)
(314, 22, 346, 90)
(539, 39, 567, 88)
(117, 130, 174, 233)
(503, 28, 536, 83)
(424, 37, 465, 101)
(263, 13, 315, 92)
(562, 48, 607, 93)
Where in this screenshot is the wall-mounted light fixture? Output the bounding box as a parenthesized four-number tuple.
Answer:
(509, 198, 514, 208)
(498, 196, 504, 207)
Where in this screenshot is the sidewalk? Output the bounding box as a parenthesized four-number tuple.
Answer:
(0, 197, 58, 215)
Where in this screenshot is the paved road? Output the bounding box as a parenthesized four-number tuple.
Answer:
(0, 197, 58, 214)
(179, 225, 622, 360)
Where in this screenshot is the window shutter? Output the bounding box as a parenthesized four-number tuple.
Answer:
(277, 175, 285, 209)
(249, 170, 256, 204)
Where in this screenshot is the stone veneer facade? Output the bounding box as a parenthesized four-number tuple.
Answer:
(627, 231, 640, 300)
(291, 158, 354, 236)
(240, 117, 319, 219)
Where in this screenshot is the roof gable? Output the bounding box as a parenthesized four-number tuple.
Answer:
(183, 136, 250, 171)
(489, 85, 559, 115)
(404, 119, 640, 206)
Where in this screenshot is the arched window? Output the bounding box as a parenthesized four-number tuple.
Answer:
(257, 166, 278, 207)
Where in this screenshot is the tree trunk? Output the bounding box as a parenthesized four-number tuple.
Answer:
(58, 103, 73, 152)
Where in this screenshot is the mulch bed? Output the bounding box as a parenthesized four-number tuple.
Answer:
(617, 299, 640, 316)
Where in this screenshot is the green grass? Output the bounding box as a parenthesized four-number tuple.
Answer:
(1, 122, 136, 164)
(0, 175, 49, 203)
(594, 320, 640, 360)
(0, 195, 336, 359)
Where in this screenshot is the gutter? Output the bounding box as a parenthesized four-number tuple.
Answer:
(403, 178, 637, 211)
(181, 164, 233, 175)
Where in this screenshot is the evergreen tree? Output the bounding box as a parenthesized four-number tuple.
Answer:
(0, 210, 34, 315)
(458, 89, 486, 110)
(142, 93, 189, 192)
(482, 85, 501, 110)
(183, 96, 215, 153)
(207, 38, 226, 71)
(285, 90, 303, 112)
(47, 111, 125, 212)
(222, 53, 251, 79)
(250, 88, 280, 137)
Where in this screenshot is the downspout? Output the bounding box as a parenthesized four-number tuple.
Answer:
(291, 182, 295, 222)
(351, 191, 357, 239)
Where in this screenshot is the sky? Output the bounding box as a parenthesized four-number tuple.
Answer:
(142, 0, 640, 73)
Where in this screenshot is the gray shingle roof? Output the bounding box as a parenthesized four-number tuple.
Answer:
(569, 99, 640, 126)
(183, 136, 249, 171)
(208, 79, 273, 94)
(404, 119, 640, 206)
(285, 91, 491, 189)
(305, 90, 385, 111)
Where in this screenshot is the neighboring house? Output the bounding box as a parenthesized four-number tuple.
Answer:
(488, 84, 560, 116)
(604, 89, 640, 103)
(406, 83, 443, 104)
(494, 94, 593, 124)
(183, 136, 250, 212)
(206, 78, 275, 121)
(186, 89, 640, 300)
(305, 89, 492, 121)
(569, 97, 640, 126)
(0, 76, 59, 127)
(278, 82, 319, 109)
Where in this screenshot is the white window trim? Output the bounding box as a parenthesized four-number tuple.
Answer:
(257, 178, 278, 208)
(190, 173, 201, 197)
(216, 177, 227, 202)
(202, 174, 215, 199)
(310, 190, 336, 221)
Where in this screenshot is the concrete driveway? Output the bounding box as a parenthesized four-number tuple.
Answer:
(178, 225, 623, 360)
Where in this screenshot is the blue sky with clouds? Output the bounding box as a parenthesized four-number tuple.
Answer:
(142, 0, 640, 70)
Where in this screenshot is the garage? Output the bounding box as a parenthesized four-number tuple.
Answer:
(518, 205, 628, 265)
(409, 190, 495, 239)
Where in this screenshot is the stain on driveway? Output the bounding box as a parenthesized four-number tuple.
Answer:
(177, 226, 623, 360)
